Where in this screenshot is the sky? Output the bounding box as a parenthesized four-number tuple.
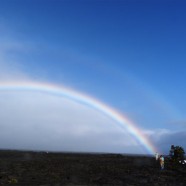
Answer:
(0, 0, 186, 155)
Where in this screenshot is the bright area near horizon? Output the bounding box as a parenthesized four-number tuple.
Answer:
(0, 0, 186, 155)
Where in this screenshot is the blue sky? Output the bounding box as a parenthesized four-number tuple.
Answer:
(0, 0, 186, 154)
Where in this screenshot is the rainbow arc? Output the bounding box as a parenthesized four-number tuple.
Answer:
(0, 81, 158, 154)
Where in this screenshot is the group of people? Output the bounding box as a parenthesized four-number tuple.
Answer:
(155, 152, 164, 170)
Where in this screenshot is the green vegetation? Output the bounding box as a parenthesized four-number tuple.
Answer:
(174, 146, 185, 160)
(170, 145, 185, 162)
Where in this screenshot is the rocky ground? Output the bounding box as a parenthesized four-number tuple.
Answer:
(0, 150, 185, 186)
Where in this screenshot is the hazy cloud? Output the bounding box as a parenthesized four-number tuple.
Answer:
(0, 40, 30, 82)
(144, 129, 186, 154)
(0, 91, 143, 153)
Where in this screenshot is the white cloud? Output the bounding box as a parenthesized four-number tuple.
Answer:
(0, 90, 144, 153)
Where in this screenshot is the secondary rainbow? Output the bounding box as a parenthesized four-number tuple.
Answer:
(0, 81, 158, 154)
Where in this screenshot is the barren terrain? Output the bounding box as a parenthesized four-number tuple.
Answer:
(0, 150, 185, 186)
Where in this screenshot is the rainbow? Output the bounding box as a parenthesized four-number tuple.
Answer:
(0, 81, 158, 154)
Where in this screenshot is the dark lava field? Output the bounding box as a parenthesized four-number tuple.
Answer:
(0, 150, 185, 186)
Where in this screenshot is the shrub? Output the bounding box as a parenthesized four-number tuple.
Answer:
(172, 146, 185, 161)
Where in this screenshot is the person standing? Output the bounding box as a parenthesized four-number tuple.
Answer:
(155, 152, 159, 161)
(159, 155, 164, 170)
